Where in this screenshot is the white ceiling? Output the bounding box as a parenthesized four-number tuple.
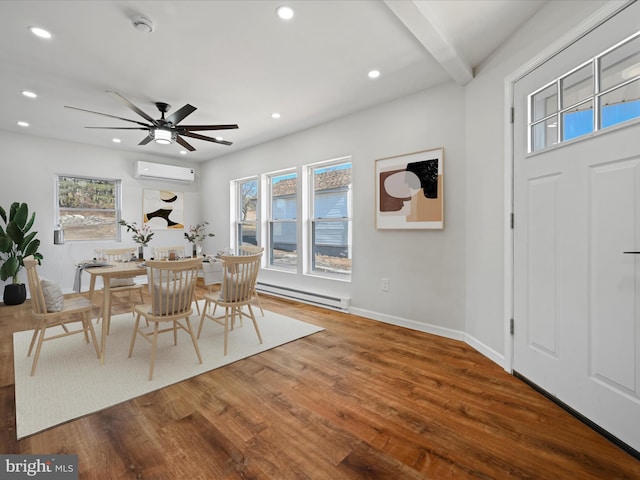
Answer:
(0, 0, 546, 162)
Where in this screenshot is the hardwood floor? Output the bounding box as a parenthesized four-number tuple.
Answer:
(1, 284, 639, 479)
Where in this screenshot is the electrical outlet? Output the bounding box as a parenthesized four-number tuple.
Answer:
(381, 278, 390, 292)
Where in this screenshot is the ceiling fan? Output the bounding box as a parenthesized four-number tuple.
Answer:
(64, 91, 238, 151)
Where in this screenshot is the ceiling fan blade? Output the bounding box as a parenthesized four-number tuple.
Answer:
(106, 91, 158, 125)
(139, 135, 153, 146)
(182, 131, 233, 146)
(176, 135, 196, 152)
(84, 126, 149, 130)
(64, 106, 151, 127)
(166, 104, 197, 126)
(178, 124, 239, 131)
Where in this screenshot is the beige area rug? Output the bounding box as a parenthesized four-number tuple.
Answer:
(13, 304, 324, 439)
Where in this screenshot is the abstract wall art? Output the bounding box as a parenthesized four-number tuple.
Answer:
(142, 189, 185, 230)
(375, 147, 444, 229)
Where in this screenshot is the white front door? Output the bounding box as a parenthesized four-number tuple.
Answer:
(513, 2, 640, 452)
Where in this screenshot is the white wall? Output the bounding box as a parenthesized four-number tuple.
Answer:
(201, 82, 468, 338)
(464, 0, 611, 363)
(0, 131, 201, 292)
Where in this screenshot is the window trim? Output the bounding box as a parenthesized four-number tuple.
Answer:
(232, 176, 259, 254)
(266, 168, 298, 272)
(306, 156, 352, 280)
(55, 174, 122, 243)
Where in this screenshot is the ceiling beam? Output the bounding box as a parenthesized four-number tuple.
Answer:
(384, 0, 473, 86)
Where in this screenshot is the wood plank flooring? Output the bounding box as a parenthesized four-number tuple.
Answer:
(1, 284, 639, 479)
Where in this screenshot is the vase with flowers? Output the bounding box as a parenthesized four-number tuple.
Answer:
(184, 221, 215, 257)
(119, 220, 154, 259)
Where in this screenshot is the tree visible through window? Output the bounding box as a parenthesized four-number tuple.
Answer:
(56, 175, 121, 241)
(235, 178, 258, 252)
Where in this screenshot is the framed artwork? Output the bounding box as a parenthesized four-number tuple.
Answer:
(142, 189, 184, 230)
(375, 147, 444, 229)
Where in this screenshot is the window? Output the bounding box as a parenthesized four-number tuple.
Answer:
(309, 160, 352, 277)
(232, 157, 353, 280)
(56, 175, 121, 242)
(528, 30, 640, 152)
(268, 171, 297, 269)
(234, 177, 259, 252)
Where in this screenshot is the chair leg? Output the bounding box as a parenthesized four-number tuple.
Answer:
(185, 316, 203, 364)
(107, 300, 113, 335)
(30, 325, 47, 376)
(27, 322, 42, 357)
(247, 304, 263, 344)
(254, 289, 264, 316)
(128, 313, 142, 357)
(197, 300, 209, 339)
(83, 312, 100, 358)
(149, 323, 159, 381)
(192, 290, 201, 315)
(173, 320, 178, 346)
(223, 308, 230, 356)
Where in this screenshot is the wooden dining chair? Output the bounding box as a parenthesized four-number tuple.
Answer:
(128, 257, 203, 380)
(152, 245, 202, 315)
(152, 245, 187, 260)
(197, 252, 263, 356)
(96, 247, 145, 334)
(24, 255, 100, 375)
(238, 245, 264, 316)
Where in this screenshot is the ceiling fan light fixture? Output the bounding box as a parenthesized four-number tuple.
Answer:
(154, 128, 173, 144)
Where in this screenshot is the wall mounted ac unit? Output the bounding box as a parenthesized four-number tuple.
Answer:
(135, 160, 195, 183)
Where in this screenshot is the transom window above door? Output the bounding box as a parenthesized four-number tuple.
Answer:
(528, 30, 640, 153)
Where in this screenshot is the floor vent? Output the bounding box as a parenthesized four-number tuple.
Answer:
(256, 282, 350, 312)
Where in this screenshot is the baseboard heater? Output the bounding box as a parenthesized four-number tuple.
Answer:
(256, 282, 350, 312)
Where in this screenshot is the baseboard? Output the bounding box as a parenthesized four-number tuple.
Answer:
(349, 307, 466, 342)
(464, 333, 506, 369)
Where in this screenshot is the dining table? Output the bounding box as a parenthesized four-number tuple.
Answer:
(84, 261, 148, 364)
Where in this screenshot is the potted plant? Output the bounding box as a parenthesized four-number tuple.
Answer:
(0, 202, 43, 305)
(184, 221, 215, 257)
(119, 219, 154, 259)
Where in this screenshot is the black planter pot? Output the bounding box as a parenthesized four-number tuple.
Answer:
(4, 283, 27, 305)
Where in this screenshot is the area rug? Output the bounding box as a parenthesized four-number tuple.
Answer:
(13, 306, 324, 439)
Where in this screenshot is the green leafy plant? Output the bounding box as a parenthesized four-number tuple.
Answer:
(0, 202, 43, 284)
(184, 221, 215, 244)
(119, 219, 154, 246)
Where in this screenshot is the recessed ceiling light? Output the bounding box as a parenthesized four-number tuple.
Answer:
(112, 138, 121, 143)
(179, 150, 187, 155)
(28, 26, 52, 39)
(21, 90, 37, 98)
(271, 112, 281, 119)
(17, 121, 29, 127)
(368, 70, 381, 79)
(276, 5, 294, 20)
